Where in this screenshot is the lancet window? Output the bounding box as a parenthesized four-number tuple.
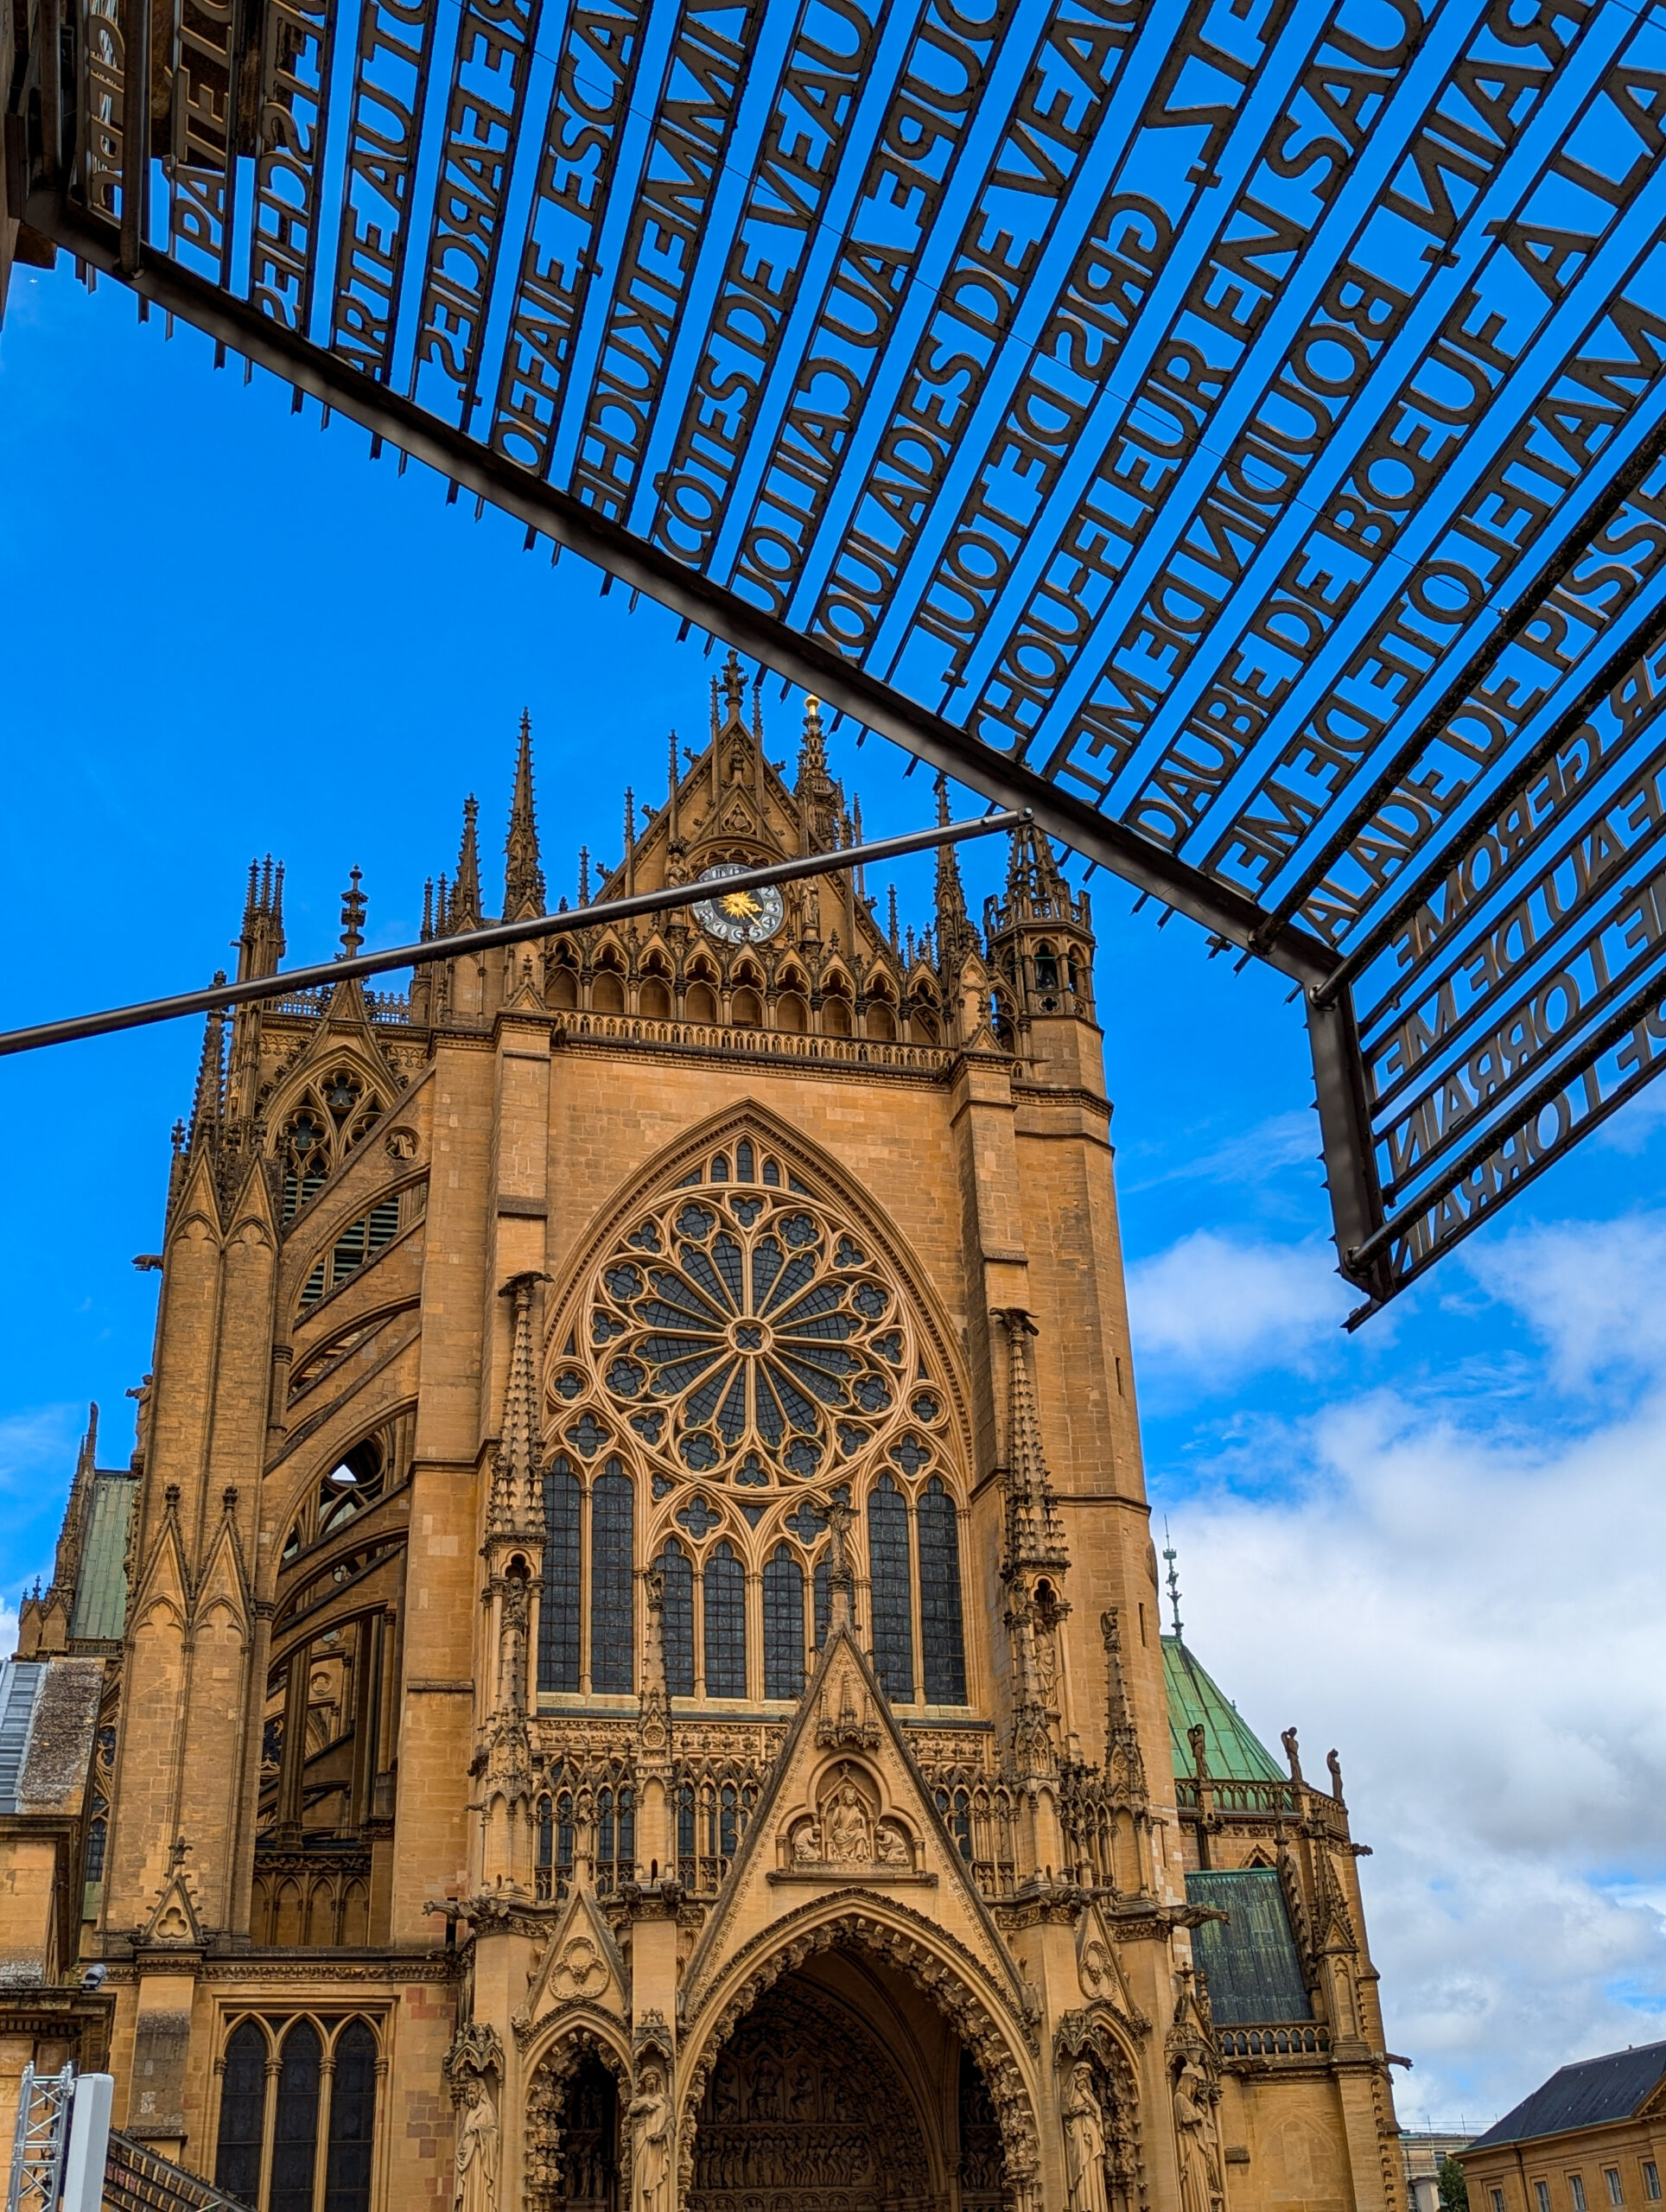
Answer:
(278, 1068, 387, 1224)
(541, 1137, 974, 1709)
(762, 1545, 805, 1699)
(537, 1455, 634, 1695)
(215, 2016, 378, 2212)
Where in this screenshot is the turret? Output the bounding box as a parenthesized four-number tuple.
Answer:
(983, 823, 1097, 1081)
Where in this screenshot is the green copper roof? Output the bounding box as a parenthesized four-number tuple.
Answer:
(68, 1473, 137, 1643)
(1162, 1636, 1283, 1784)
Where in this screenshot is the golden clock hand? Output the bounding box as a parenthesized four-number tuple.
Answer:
(719, 889, 762, 920)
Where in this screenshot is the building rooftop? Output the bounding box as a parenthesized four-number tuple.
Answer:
(1162, 1635, 1284, 1783)
(67, 1471, 138, 1643)
(1466, 2043, 1666, 2151)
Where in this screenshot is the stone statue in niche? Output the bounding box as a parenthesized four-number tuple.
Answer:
(627, 2063, 673, 2212)
(1062, 2063, 1109, 2212)
(1173, 2060, 1224, 2212)
(824, 1779, 872, 1864)
(792, 1820, 823, 1866)
(454, 2078, 499, 2212)
(874, 1822, 909, 1867)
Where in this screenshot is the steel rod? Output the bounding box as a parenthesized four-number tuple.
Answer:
(0, 811, 1024, 1058)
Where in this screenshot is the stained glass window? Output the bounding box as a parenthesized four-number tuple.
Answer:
(270, 2021, 322, 2212)
(323, 2021, 378, 2212)
(590, 1459, 634, 1694)
(917, 1477, 967, 1704)
(539, 1457, 580, 1692)
(868, 1477, 914, 1701)
(659, 1541, 694, 1697)
(704, 1541, 746, 1700)
(214, 2021, 268, 2205)
(762, 1545, 805, 1699)
(813, 1559, 830, 1649)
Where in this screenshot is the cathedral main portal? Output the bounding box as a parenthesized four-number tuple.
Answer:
(684, 1966, 1001, 2212)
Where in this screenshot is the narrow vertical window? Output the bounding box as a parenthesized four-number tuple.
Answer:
(269, 2020, 322, 2212)
(736, 1140, 754, 1180)
(539, 1457, 581, 1692)
(590, 1459, 634, 1693)
(1538, 2186, 1552, 2212)
(762, 1546, 805, 1699)
(1642, 2169, 1659, 2202)
(1607, 2176, 1625, 2208)
(868, 1477, 914, 1700)
(659, 1541, 694, 1697)
(917, 1477, 967, 1704)
(704, 1541, 746, 1699)
(324, 2021, 378, 2212)
(536, 1796, 555, 1899)
(214, 2021, 268, 2205)
(1493, 2194, 1507, 2212)
(813, 1559, 830, 1648)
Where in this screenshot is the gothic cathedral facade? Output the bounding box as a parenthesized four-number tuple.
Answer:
(6, 662, 1403, 2212)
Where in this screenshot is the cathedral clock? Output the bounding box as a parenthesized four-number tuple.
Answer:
(693, 862, 785, 945)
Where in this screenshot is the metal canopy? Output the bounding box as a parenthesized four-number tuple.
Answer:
(9, 0, 1666, 1319)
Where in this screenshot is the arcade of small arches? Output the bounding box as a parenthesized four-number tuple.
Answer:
(212, 2012, 383, 2212)
(544, 924, 944, 1046)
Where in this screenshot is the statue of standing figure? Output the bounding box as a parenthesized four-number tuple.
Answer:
(626, 2063, 674, 2212)
(1173, 2061, 1223, 2212)
(1062, 2063, 1110, 2212)
(454, 2079, 499, 2212)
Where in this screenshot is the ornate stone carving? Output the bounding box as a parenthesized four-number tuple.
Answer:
(453, 2077, 499, 2212)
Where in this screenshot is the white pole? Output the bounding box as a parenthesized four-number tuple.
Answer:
(60, 2077, 112, 2212)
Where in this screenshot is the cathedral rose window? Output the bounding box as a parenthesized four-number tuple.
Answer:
(541, 1141, 968, 1707)
(565, 1154, 944, 1495)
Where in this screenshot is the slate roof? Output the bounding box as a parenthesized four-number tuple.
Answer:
(1186, 1869, 1313, 2025)
(1162, 1636, 1284, 1783)
(68, 1471, 137, 1643)
(1466, 2044, 1666, 2152)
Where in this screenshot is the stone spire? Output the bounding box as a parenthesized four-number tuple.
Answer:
(995, 1308, 1068, 1573)
(794, 696, 842, 855)
(933, 774, 976, 970)
(237, 855, 286, 981)
(188, 984, 226, 1152)
(488, 1274, 546, 1539)
(448, 796, 482, 932)
(504, 711, 545, 922)
(1003, 818, 1071, 921)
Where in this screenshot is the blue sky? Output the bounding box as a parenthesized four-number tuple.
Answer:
(4, 264, 1666, 2125)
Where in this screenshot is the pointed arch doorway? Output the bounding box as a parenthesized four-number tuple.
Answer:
(687, 1953, 1000, 2212)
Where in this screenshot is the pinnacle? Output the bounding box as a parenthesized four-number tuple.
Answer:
(450, 795, 482, 932)
(504, 713, 545, 921)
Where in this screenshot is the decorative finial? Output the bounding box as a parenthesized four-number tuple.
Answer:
(887, 884, 900, 954)
(1163, 1520, 1182, 1640)
(339, 867, 366, 957)
(578, 846, 591, 906)
(721, 648, 746, 724)
(421, 879, 434, 941)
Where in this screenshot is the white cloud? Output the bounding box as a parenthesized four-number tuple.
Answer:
(1462, 1215, 1666, 1391)
(0, 1598, 17, 1661)
(1125, 1230, 1351, 1385)
(1163, 1228, 1666, 2122)
(0, 1403, 84, 1498)
(1125, 1109, 1319, 1192)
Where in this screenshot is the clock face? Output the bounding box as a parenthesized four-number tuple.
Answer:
(693, 864, 785, 945)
